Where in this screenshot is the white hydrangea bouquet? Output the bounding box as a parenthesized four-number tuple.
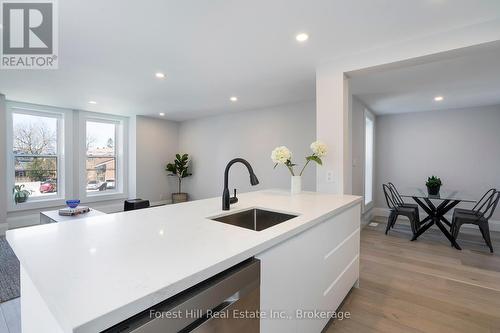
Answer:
(271, 141, 328, 193)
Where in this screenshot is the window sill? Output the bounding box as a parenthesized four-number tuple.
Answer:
(8, 198, 67, 213)
(81, 191, 128, 204)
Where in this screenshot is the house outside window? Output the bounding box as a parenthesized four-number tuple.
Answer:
(79, 113, 128, 201)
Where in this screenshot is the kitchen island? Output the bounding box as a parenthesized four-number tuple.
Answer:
(7, 190, 361, 333)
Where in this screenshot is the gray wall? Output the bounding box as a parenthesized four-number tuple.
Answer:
(136, 116, 179, 203)
(178, 101, 317, 200)
(375, 105, 500, 220)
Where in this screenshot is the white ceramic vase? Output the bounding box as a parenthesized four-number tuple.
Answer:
(291, 176, 302, 194)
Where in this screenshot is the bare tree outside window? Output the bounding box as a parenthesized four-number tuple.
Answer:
(12, 113, 59, 199)
(14, 120, 57, 155)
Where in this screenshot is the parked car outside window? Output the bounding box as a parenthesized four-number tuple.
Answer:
(86, 180, 107, 191)
(106, 179, 115, 190)
(39, 180, 57, 193)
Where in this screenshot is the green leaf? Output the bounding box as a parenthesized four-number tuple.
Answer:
(306, 155, 322, 165)
(167, 153, 192, 178)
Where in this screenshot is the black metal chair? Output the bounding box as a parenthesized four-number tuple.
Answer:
(453, 188, 496, 216)
(451, 190, 499, 253)
(383, 184, 420, 236)
(388, 182, 419, 210)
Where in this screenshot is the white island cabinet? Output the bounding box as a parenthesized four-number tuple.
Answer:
(6, 190, 361, 333)
(257, 205, 360, 332)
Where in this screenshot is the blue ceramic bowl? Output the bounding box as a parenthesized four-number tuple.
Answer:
(66, 200, 80, 209)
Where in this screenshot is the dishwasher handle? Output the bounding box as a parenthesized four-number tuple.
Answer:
(180, 294, 241, 332)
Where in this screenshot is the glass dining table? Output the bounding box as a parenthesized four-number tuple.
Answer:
(400, 188, 476, 250)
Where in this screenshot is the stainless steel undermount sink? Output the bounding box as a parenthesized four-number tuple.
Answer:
(210, 208, 298, 231)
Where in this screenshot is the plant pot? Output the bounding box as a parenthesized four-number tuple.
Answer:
(172, 192, 188, 204)
(15, 194, 29, 204)
(427, 185, 440, 196)
(291, 176, 302, 194)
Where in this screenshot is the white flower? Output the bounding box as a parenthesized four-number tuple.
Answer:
(271, 146, 292, 164)
(310, 140, 328, 157)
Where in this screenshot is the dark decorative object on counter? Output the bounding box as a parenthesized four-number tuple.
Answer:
(166, 153, 192, 204)
(426, 175, 442, 195)
(66, 200, 80, 208)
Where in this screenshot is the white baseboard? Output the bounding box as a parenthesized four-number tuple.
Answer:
(361, 207, 374, 227)
(373, 207, 500, 232)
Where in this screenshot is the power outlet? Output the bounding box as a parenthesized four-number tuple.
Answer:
(326, 170, 334, 183)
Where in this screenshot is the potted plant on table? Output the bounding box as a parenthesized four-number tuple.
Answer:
(271, 140, 328, 194)
(166, 153, 192, 203)
(426, 175, 442, 196)
(13, 185, 32, 204)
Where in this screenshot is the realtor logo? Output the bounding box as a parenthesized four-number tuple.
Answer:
(1, 0, 58, 69)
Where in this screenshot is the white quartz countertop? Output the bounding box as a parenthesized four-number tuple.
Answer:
(7, 190, 361, 333)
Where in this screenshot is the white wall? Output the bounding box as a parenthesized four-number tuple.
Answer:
(0, 94, 7, 234)
(178, 101, 317, 200)
(375, 105, 500, 221)
(136, 116, 179, 203)
(351, 97, 365, 199)
(317, 19, 500, 195)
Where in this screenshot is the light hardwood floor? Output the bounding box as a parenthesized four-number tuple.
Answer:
(327, 219, 500, 333)
(1, 219, 498, 333)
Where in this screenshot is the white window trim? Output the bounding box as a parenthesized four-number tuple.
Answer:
(6, 102, 73, 212)
(363, 108, 375, 213)
(78, 111, 128, 203)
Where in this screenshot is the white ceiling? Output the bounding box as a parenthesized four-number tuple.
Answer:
(1, 0, 500, 121)
(349, 42, 500, 115)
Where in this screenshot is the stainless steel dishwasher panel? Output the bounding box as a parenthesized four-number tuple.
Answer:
(102, 258, 260, 333)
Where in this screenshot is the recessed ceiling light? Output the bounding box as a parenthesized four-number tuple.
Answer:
(296, 33, 309, 42)
(88, 100, 97, 105)
(155, 72, 165, 79)
(159, 112, 165, 116)
(230, 96, 238, 102)
(434, 96, 444, 101)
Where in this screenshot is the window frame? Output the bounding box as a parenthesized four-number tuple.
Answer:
(6, 102, 73, 212)
(78, 112, 128, 203)
(363, 109, 375, 212)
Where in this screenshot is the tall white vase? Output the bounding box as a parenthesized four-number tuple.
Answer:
(291, 176, 302, 194)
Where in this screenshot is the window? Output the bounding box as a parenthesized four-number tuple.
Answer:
(364, 111, 374, 208)
(5, 102, 128, 211)
(79, 113, 127, 201)
(7, 103, 69, 210)
(86, 121, 117, 193)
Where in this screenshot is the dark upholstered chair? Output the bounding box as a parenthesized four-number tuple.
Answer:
(124, 199, 150, 211)
(451, 189, 499, 253)
(383, 184, 420, 237)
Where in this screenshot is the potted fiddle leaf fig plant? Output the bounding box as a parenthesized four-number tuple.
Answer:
(13, 185, 32, 204)
(426, 175, 442, 196)
(166, 153, 192, 203)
